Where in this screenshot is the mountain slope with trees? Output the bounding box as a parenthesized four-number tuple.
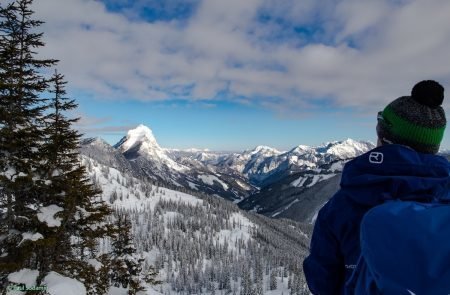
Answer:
(82, 153, 313, 294)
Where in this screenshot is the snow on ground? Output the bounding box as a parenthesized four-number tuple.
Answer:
(43, 272, 86, 295)
(290, 176, 307, 187)
(107, 286, 128, 295)
(330, 161, 345, 172)
(82, 156, 203, 212)
(215, 212, 255, 250)
(235, 179, 251, 190)
(261, 276, 291, 295)
(141, 249, 167, 293)
(272, 212, 281, 217)
(271, 199, 299, 218)
(87, 258, 103, 271)
(161, 211, 180, 226)
(197, 174, 229, 190)
(187, 181, 198, 190)
(290, 173, 336, 188)
(307, 175, 321, 188)
(19, 232, 43, 246)
(37, 205, 63, 227)
(7, 268, 39, 287)
(307, 173, 336, 188)
(142, 248, 161, 266)
(1, 167, 23, 181)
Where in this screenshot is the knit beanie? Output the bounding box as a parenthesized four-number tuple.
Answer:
(376, 80, 446, 154)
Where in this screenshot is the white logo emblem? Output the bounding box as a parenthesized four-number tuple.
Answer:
(369, 152, 383, 164)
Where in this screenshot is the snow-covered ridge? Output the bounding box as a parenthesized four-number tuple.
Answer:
(219, 138, 374, 184)
(246, 145, 283, 156)
(80, 154, 311, 294)
(317, 138, 373, 158)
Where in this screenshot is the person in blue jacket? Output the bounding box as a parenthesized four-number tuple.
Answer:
(303, 80, 449, 294)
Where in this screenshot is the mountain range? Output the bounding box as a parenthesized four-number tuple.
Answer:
(80, 124, 375, 223)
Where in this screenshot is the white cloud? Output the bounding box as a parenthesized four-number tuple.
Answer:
(31, 0, 450, 115)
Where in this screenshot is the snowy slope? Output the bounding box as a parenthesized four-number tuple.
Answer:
(7, 270, 86, 295)
(80, 154, 312, 294)
(238, 155, 355, 221)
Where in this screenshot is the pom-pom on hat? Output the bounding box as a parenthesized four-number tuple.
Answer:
(376, 80, 446, 154)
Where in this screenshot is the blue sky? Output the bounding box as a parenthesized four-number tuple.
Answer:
(32, 0, 450, 151)
(75, 96, 375, 151)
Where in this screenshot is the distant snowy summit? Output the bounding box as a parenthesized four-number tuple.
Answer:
(114, 124, 186, 172)
(114, 124, 160, 153)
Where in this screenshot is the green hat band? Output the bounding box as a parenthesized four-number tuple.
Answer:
(383, 106, 446, 146)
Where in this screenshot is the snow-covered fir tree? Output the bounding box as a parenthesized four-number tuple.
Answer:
(109, 212, 144, 294)
(0, 0, 58, 286)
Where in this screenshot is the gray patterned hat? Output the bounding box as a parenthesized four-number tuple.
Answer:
(376, 80, 446, 154)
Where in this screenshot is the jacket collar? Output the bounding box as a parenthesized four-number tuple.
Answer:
(341, 144, 449, 207)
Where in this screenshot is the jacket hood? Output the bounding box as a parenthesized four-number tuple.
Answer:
(341, 144, 449, 207)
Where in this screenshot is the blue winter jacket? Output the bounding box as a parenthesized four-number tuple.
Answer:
(303, 144, 450, 295)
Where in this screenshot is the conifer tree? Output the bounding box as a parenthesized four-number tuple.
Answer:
(39, 70, 115, 295)
(0, 0, 57, 286)
(27, 70, 77, 279)
(270, 270, 277, 290)
(0, 2, 115, 293)
(110, 212, 145, 294)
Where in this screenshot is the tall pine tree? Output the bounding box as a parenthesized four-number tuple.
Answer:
(40, 69, 115, 294)
(109, 212, 144, 294)
(0, 0, 57, 285)
(0, 1, 115, 293)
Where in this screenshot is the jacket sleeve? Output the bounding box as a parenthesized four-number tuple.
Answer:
(303, 200, 345, 294)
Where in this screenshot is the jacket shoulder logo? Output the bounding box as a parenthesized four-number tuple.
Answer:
(369, 152, 383, 164)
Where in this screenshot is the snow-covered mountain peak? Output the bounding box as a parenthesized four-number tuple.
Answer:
(249, 145, 281, 156)
(319, 138, 374, 159)
(115, 124, 160, 153)
(114, 125, 189, 174)
(289, 144, 314, 155)
(126, 124, 158, 149)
